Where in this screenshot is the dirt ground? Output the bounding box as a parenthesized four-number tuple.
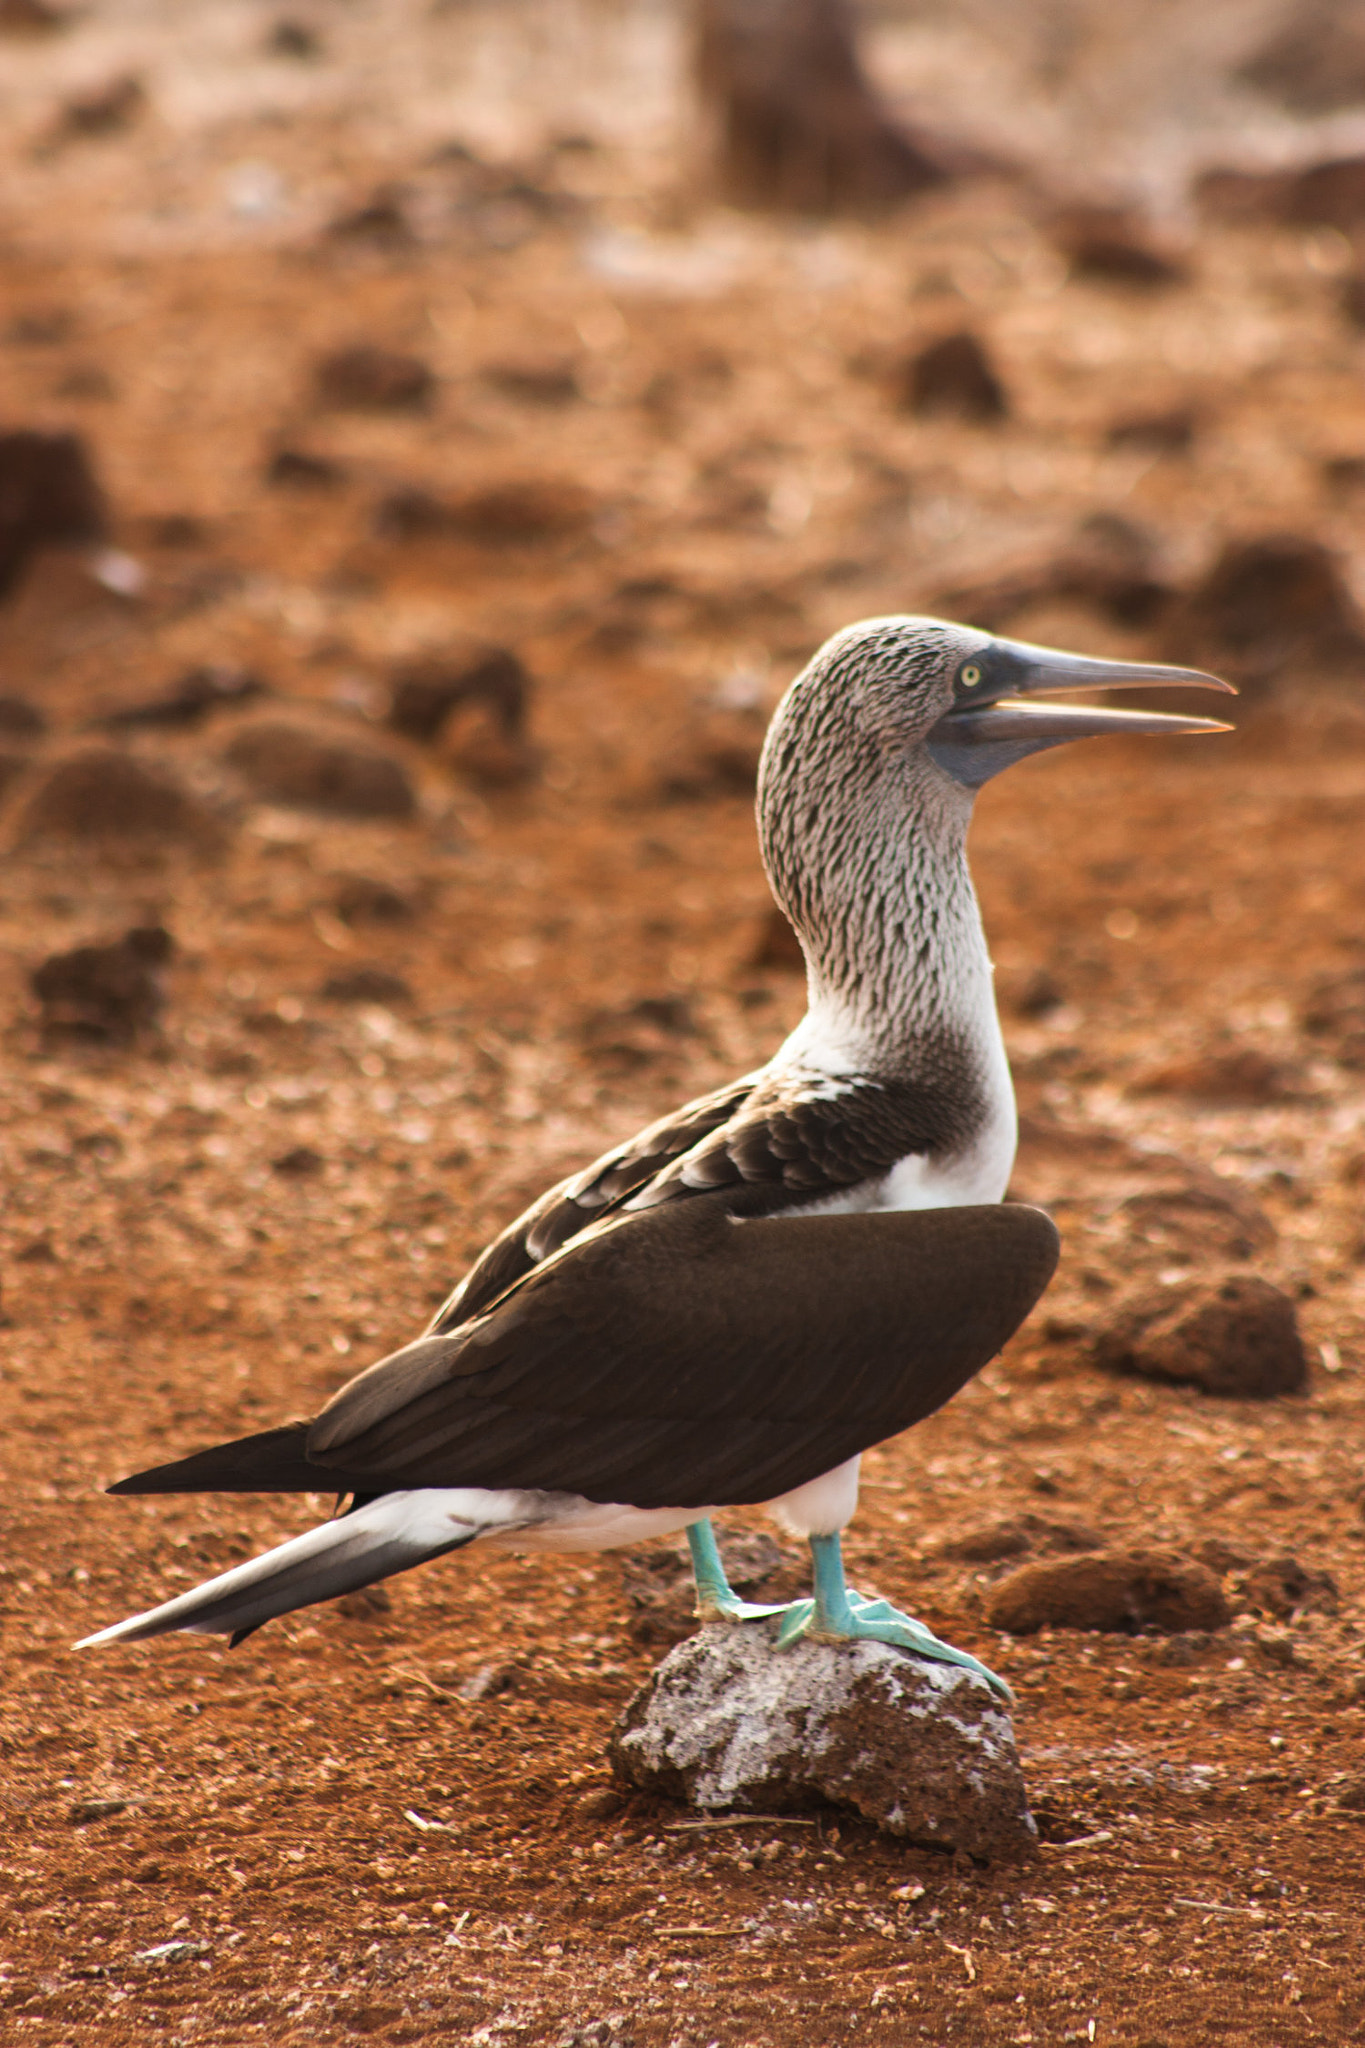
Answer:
(3, 5, 1365, 2045)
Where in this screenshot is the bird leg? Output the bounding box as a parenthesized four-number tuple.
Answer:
(686, 1519, 801, 1625)
(775, 1531, 1013, 1703)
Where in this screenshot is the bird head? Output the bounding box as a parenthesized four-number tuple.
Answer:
(762, 613, 1233, 798)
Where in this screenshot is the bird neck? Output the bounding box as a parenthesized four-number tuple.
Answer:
(761, 752, 998, 1086)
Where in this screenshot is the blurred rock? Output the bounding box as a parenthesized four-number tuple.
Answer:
(1341, 271, 1365, 331)
(612, 1623, 1035, 1858)
(900, 330, 1007, 422)
(1198, 155, 1365, 232)
(934, 512, 1169, 633)
(0, 0, 67, 32)
(986, 1549, 1229, 1636)
(331, 874, 414, 926)
(1302, 967, 1365, 1069)
(47, 74, 145, 144)
(749, 903, 805, 971)
(481, 357, 582, 406)
(95, 665, 266, 732)
(936, 1514, 1103, 1566)
(1130, 1047, 1301, 1105)
(0, 694, 46, 738)
(1091, 1275, 1308, 1399)
(1164, 532, 1365, 690)
(326, 184, 414, 249)
(374, 478, 593, 546)
(319, 966, 412, 1005)
(694, 0, 953, 213)
(581, 994, 700, 1071)
(1114, 1183, 1276, 1263)
(13, 748, 227, 855)
(388, 647, 529, 744)
(266, 17, 321, 61)
(1238, 5, 1365, 114)
(0, 428, 108, 597)
(618, 1530, 791, 1647)
(3, 305, 76, 345)
(225, 721, 416, 819)
(314, 346, 434, 412)
(31, 923, 173, 1043)
(1237, 1555, 1338, 1620)
(266, 447, 346, 491)
(272, 1144, 324, 1177)
(1052, 206, 1188, 288)
(1107, 405, 1198, 454)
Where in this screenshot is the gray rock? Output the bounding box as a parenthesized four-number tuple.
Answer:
(610, 1622, 1035, 1861)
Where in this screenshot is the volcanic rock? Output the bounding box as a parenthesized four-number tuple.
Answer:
(1107, 406, 1198, 454)
(1165, 532, 1365, 690)
(266, 447, 346, 491)
(1238, 5, 1365, 114)
(1052, 206, 1188, 288)
(387, 647, 529, 744)
(48, 74, 144, 143)
(331, 874, 414, 926)
(314, 345, 434, 412)
(1090, 1275, 1308, 1399)
(611, 1623, 1035, 1860)
(1302, 967, 1365, 1069)
(95, 665, 266, 732)
(694, 0, 952, 213)
(318, 966, 412, 1006)
(1237, 1555, 1338, 1620)
(0, 694, 46, 738)
(13, 748, 227, 854)
(0, 428, 108, 596)
(31, 923, 173, 1043)
(374, 478, 593, 546)
(986, 1549, 1229, 1637)
(1130, 1047, 1300, 1106)
(748, 903, 805, 971)
(225, 721, 416, 819)
(900, 330, 1007, 422)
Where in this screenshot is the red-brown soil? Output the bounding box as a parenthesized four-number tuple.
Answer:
(3, 9, 1365, 2045)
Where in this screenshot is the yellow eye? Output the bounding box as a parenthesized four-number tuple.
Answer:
(959, 663, 982, 688)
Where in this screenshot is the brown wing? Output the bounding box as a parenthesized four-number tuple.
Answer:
(113, 1200, 1058, 1510)
(305, 1197, 1059, 1508)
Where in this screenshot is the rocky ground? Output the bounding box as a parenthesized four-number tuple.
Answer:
(3, 4, 1365, 2044)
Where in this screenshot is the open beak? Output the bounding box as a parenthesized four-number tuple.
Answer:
(927, 633, 1235, 789)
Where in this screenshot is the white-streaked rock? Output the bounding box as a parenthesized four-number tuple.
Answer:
(611, 1623, 1036, 1861)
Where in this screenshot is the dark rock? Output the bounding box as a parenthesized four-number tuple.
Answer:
(225, 721, 415, 819)
(694, 0, 954, 213)
(1131, 1047, 1300, 1105)
(336, 1584, 391, 1620)
(1238, 5, 1365, 114)
(481, 357, 582, 406)
(1165, 532, 1365, 689)
(13, 748, 227, 854)
(1091, 1275, 1308, 1399)
(1008, 967, 1064, 1019)
(0, 0, 68, 32)
(933, 512, 1169, 633)
(272, 1145, 324, 1177)
(937, 1514, 1103, 1566)
(1194, 166, 1296, 226)
(1341, 271, 1365, 331)
(1200, 154, 1365, 232)
(374, 478, 593, 545)
(4, 305, 76, 345)
(749, 903, 805, 971)
(331, 874, 414, 926)
(266, 17, 321, 60)
(94, 664, 265, 732)
(1107, 406, 1198, 454)
(986, 1549, 1229, 1636)
(141, 513, 207, 549)
(900, 330, 1007, 422)
(266, 447, 346, 491)
(581, 994, 700, 1072)
(31, 923, 173, 1043)
(0, 428, 108, 597)
(314, 346, 434, 412)
(0, 693, 46, 738)
(1052, 207, 1188, 288)
(1302, 967, 1365, 1069)
(388, 647, 528, 743)
(0, 749, 30, 800)
(612, 1623, 1036, 1859)
(1237, 1555, 1338, 1620)
(326, 184, 413, 247)
(49, 73, 145, 142)
(318, 967, 412, 1005)
(1113, 1183, 1276, 1263)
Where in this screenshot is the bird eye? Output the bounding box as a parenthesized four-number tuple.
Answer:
(959, 663, 982, 688)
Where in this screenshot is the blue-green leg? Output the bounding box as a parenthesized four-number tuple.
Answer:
(775, 1530, 1013, 1703)
(686, 1519, 809, 1627)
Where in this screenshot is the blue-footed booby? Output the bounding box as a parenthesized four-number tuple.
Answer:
(78, 617, 1231, 1699)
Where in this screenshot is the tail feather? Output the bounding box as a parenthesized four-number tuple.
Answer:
(75, 1492, 483, 1649)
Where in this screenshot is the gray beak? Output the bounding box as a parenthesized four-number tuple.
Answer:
(927, 633, 1235, 788)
